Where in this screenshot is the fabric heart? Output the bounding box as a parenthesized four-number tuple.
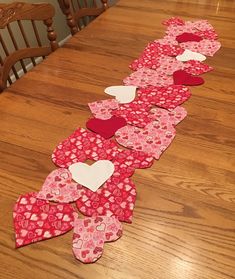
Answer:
(176, 32, 203, 43)
(37, 169, 83, 203)
(176, 49, 206, 62)
(130, 42, 183, 71)
(72, 216, 122, 263)
(86, 116, 127, 139)
(137, 85, 191, 111)
(111, 99, 153, 128)
(115, 106, 187, 159)
(76, 176, 136, 223)
(68, 160, 115, 192)
(88, 99, 119, 120)
(180, 39, 221, 56)
(184, 60, 213, 75)
(173, 70, 204, 86)
(123, 67, 173, 88)
(52, 128, 119, 168)
(104, 86, 137, 104)
(162, 17, 185, 26)
(13, 192, 75, 248)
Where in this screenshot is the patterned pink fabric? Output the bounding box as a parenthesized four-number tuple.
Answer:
(75, 149, 153, 222)
(13, 192, 75, 248)
(115, 107, 187, 159)
(73, 216, 122, 263)
(112, 99, 153, 128)
(123, 67, 174, 88)
(130, 42, 183, 71)
(88, 99, 119, 120)
(166, 20, 218, 41)
(180, 39, 221, 56)
(162, 17, 185, 26)
(184, 60, 213, 75)
(37, 169, 83, 203)
(52, 128, 119, 168)
(76, 177, 136, 223)
(130, 55, 184, 73)
(137, 85, 191, 111)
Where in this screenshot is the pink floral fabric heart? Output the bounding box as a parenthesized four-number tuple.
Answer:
(72, 216, 122, 263)
(123, 67, 174, 88)
(88, 99, 119, 120)
(37, 169, 83, 203)
(115, 106, 187, 159)
(180, 39, 221, 56)
(13, 192, 75, 248)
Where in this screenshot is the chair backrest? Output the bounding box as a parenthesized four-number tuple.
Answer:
(58, 0, 109, 35)
(0, 2, 58, 92)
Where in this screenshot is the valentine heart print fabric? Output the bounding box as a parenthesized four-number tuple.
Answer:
(13, 192, 76, 248)
(72, 216, 122, 263)
(37, 168, 83, 203)
(115, 106, 187, 159)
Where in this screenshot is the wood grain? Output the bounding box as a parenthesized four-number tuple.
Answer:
(0, 0, 235, 278)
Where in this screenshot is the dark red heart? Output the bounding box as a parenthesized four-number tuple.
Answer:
(173, 70, 204, 86)
(86, 116, 127, 139)
(176, 32, 203, 43)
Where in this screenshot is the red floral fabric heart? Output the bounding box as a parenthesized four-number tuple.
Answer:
(86, 116, 127, 139)
(173, 70, 204, 86)
(13, 192, 75, 248)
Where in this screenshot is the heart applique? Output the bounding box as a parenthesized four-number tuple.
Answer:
(72, 216, 122, 263)
(111, 99, 153, 128)
(52, 128, 119, 168)
(176, 49, 206, 62)
(115, 106, 187, 159)
(13, 192, 75, 248)
(69, 160, 115, 192)
(180, 39, 221, 56)
(162, 17, 185, 26)
(37, 169, 84, 203)
(123, 67, 173, 88)
(104, 86, 137, 104)
(130, 42, 183, 71)
(86, 116, 127, 139)
(76, 176, 136, 223)
(137, 85, 191, 111)
(173, 70, 204, 86)
(88, 99, 119, 120)
(176, 32, 203, 43)
(184, 60, 213, 75)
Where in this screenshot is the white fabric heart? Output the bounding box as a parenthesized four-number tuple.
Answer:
(104, 85, 137, 104)
(176, 49, 206, 62)
(68, 160, 114, 192)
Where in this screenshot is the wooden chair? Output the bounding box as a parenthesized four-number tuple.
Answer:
(58, 0, 109, 35)
(0, 2, 58, 92)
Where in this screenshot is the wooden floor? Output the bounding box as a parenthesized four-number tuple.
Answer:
(0, 0, 235, 278)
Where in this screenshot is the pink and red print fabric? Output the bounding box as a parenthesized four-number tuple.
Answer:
(13, 17, 220, 264)
(73, 216, 122, 263)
